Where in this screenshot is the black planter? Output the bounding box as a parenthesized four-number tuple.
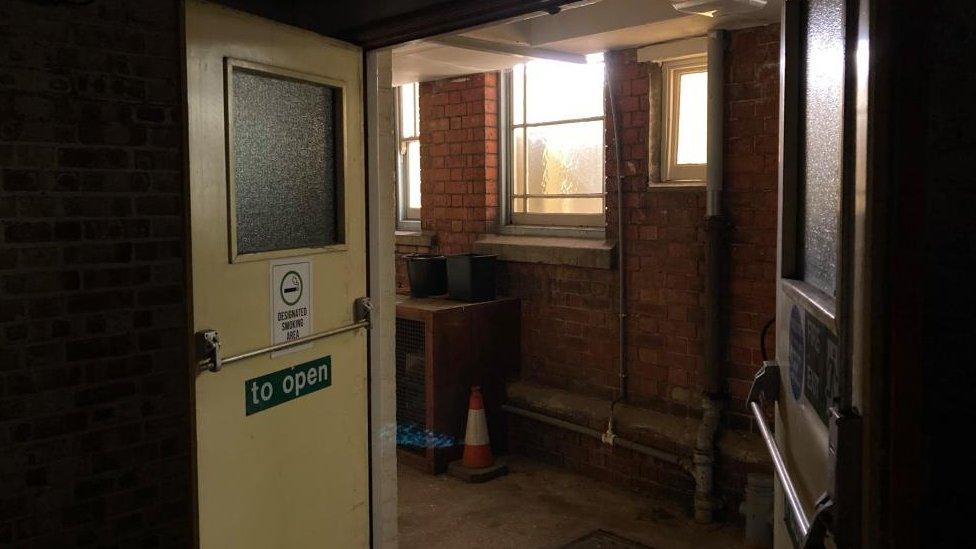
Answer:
(406, 254, 447, 297)
(447, 253, 497, 302)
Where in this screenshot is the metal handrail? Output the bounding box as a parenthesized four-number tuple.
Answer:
(750, 401, 811, 537)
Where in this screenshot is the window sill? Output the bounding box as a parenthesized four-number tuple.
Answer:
(395, 231, 435, 247)
(472, 234, 615, 269)
(497, 223, 605, 240)
(647, 181, 706, 191)
(396, 219, 421, 233)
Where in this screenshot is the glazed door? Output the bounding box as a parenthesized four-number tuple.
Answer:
(185, 1, 369, 547)
(755, 0, 866, 547)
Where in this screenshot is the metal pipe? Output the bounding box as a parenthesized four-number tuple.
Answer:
(703, 29, 727, 396)
(706, 30, 726, 218)
(502, 404, 688, 468)
(606, 52, 628, 416)
(750, 401, 811, 537)
(694, 29, 728, 524)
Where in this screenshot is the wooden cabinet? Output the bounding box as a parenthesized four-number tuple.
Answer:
(395, 296, 520, 473)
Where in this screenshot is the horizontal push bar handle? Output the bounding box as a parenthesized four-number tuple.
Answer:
(750, 401, 811, 538)
(237, 321, 366, 368)
(746, 360, 814, 540)
(196, 297, 372, 373)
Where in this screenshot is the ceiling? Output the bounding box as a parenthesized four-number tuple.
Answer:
(392, 0, 782, 85)
(214, 0, 581, 48)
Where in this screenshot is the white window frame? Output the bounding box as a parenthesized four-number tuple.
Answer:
(501, 65, 606, 233)
(660, 55, 708, 183)
(396, 82, 421, 231)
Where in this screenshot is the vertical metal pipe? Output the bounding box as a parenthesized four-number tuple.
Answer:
(607, 55, 628, 407)
(706, 30, 726, 219)
(704, 29, 726, 397)
(696, 29, 727, 524)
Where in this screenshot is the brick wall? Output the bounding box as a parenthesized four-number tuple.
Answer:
(0, 1, 192, 545)
(508, 414, 760, 519)
(499, 25, 780, 425)
(721, 26, 780, 423)
(418, 73, 498, 254)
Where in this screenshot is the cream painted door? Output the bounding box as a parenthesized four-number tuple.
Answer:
(185, 2, 369, 547)
(768, 0, 864, 547)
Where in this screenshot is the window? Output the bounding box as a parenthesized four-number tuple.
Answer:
(661, 55, 707, 182)
(504, 54, 605, 228)
(396, 82, 421, 230)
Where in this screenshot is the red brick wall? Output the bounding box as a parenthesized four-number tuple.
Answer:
(722, 26, 780, 423)
(418, 73, 498, 254)
(498, 26, 779, 426)
(0, 1, 192, 545)
(409, 25, 779, 425)
(508, 412, 767, 521)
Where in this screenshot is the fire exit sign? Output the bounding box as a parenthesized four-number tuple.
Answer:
(245, 356, 332, 416)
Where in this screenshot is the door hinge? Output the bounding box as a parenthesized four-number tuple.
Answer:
(825, 405, 862, 548)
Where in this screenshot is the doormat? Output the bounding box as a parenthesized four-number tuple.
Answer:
(559, 529, 652, 548)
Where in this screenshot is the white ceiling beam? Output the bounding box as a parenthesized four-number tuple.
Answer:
(430, 36, 588, 64)
(636, 36, 708, 62)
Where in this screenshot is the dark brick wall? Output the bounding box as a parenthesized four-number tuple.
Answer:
(508, 413, 762, 521)
(0, 1, 192, 546)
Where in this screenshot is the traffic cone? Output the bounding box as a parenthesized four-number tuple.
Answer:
(449, 386, 508, 482)
(461, 386, 493, 469)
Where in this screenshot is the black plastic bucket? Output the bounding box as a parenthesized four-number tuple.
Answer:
(446, 253, 497, 302)
(406, 254, 447, 297)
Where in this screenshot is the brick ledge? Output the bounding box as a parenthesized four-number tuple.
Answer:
(473, 234, 615, 269)
(395, 231, 435, 247)
(506, 380, 771, 468)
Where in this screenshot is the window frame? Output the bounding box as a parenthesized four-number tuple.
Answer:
(395, 82, 421, 231)
(500, 62, 607, 233)
(660, 55, 708, 184)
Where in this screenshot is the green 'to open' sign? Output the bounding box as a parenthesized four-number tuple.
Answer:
(245, 356, 331, 416)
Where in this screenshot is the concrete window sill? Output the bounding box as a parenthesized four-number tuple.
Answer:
(395, 231, 435, 247)
(472, 234, 615, 269)
(647, 181, 707, 191)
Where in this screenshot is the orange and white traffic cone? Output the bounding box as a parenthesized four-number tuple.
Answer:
(449, 385, 508, 482)
(461, 386, 493, 469)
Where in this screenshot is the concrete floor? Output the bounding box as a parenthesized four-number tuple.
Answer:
(398, 456, 745, 549)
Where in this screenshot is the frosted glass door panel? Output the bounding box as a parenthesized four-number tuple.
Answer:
(231, 67, 341, 255)
(800, 0, 844, 295)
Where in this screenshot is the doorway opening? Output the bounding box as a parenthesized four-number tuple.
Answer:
(371, 1, 784, 547)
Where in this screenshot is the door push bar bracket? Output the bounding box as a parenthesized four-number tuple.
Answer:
(747, 360, 780, 405)
(354, 296, 372, 324)
(196, 329, 222, 373)
(195, 296, 372, 373)
(802, 494, 834, 549)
